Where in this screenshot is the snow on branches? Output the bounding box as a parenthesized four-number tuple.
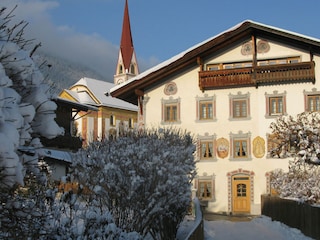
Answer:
(0, 7, 64, 189)
(71, 128, 197, 239)
(270, 112, 320, 204)
(270, 112, 320, 164)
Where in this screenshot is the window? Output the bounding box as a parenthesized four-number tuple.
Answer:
(196, 95, 216, 122)
(230, 131, 251, 160)
(197, 134, 216, 160)
(110, 115, 116, 126)
(234, 140, 247, 158)
(196, 176, 215, 201)
(307, 95, 320, 111)
(165, 104, 177, 122)
(200, 102, 213, 119)
(269, 97, 283, 115)
(206, 57, 300, 71)
(201, 142, 213, 158)
(130, 64, 135, 74)
(265, 91, 287, 118)
(224, 62, 252, 69)
(206, 64, 220, 70)
(229, 92, 250, 120)
(128, 118, 134, 128)
(233, 100, 247, 118)
(199, 181, 212, 199)
(161, 97, 181, 124)
(304, 89, 320, 112)
(257, 57, 300, 66)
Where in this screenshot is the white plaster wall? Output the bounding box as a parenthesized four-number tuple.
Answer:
(143, 41, 320, 214)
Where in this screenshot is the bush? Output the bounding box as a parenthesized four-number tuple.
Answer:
(71, 128, 197, 239)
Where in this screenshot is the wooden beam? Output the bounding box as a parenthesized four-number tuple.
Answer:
(134, 89, 144, 96)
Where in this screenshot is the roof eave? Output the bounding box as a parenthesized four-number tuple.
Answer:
(111, 20, 320, 105)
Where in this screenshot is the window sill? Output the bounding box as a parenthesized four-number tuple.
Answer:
(229, 157, 252, 161)
(195, 118, 217, 123)
(161, 120, 181, 125)
(229, 116, 251, 121)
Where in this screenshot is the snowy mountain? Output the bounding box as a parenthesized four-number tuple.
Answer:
(33, 52, 110, 95)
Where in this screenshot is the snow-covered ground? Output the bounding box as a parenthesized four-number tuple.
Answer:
(204, 216, 313, 240)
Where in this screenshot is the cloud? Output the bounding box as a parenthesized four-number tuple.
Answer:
(2, 0, 118, 81)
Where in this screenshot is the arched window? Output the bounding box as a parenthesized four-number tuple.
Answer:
(130, 64, 135, 74)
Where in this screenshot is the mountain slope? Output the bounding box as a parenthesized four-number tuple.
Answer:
(33, 52, 110, 95)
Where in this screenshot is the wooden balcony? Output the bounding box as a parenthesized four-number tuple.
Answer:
(199, 61, 315, 91)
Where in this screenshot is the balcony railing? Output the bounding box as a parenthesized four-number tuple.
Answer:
(199, 61, 315, 91)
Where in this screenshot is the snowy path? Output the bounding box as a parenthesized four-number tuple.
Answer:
(204, 216, 313, 240)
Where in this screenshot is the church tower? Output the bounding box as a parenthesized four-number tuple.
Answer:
(114, 0, 139, 85)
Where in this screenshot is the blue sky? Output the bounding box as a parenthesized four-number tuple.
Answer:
(3, 0, 320, 82)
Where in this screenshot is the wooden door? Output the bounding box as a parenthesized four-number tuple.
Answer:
(232, 175, 250, 213)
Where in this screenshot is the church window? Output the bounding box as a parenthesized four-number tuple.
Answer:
(119, 65, 123, 74)
(130, 64, 135, 74)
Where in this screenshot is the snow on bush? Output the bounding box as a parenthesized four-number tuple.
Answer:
(0, 7, 140, 239)
(0, 6, 64, 189)
(71, 128, 197, 239)
(269, 112, 320, 204)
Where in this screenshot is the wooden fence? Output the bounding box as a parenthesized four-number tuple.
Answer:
(261, 194, 320, 239)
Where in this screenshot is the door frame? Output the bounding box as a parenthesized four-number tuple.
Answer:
(232, 174, 251, 213)
(227, 168, 254, 214)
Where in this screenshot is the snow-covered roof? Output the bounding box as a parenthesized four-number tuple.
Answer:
(110, 19, 320, 103)
(41, 148, 72, 163)
(55, 97, 99, 111)
(70, 77, 138, 111)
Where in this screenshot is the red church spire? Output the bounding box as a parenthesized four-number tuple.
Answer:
(120, 0, 134, 71)
(114, 0, 138, 85)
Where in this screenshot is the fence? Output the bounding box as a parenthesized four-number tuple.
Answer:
(177, 198, 204, 240)
(261, 194, 320, 239)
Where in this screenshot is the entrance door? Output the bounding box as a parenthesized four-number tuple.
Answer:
(232, 175, 250, 213)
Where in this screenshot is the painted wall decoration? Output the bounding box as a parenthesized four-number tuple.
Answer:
(216, 137, 229, 158)
(241, 42, 252, 56)
(241, 40, 270, 55)
(253, 136, 265, 158)
(164, 82, 177, 95)
(257, 40, 270, 53)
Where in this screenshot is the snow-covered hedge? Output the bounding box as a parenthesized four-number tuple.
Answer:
(71, 128, 197, 239)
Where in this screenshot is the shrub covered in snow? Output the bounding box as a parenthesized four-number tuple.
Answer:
(71, 128, 197, 239)
(269, 112, 320, 204)
(0, 6, 64, 190)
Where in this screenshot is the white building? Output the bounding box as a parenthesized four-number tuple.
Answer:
(111, 20, 320, 215)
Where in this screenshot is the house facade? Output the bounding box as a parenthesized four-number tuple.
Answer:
(59, 77, 138, 145)
(39, 97, 98, 182)
(59, 1, 139, 145)
(111, 20, 320, 215)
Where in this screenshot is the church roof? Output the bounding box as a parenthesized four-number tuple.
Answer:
(120, 0, 134, 71)
(110, 19, 320, 105)
(68, 77, 138, 111)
